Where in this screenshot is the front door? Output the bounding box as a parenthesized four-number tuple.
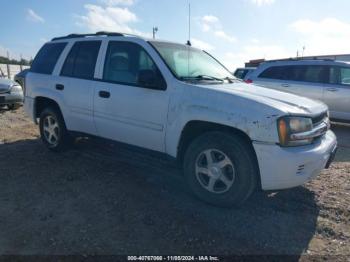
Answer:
(93, 40, 169, 152)
(323, 66, 350, 121)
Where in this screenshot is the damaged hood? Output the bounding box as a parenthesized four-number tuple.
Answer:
(204, 82, 328, 116)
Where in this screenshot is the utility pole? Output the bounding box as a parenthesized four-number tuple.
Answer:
(302, 46, 306, 57)
(20, 54, 23, 71)
(152, 27, 158, 39)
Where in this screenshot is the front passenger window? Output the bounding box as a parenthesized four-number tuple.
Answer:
(103, 41, 165, 90)
(340, 67, 350, 85)
(329, 67, 350, 86)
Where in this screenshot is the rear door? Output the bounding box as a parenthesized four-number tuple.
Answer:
(286, 65, 326, 101)
(253, 66, 301, 94)
(254, 65, 325, 101)
(58, 40, 101, 135)
(323, 66, 350, 121)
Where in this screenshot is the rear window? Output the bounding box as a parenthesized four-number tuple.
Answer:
(61, 41, 101, 80)
(31, 42, 67, 75)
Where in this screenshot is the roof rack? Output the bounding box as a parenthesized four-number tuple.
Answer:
(266, 57, 335, 63)
(51, 31, 126, 41)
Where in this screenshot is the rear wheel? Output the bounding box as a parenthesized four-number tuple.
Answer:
(39, 107, 71, 152)
(183, 132, 258, 207)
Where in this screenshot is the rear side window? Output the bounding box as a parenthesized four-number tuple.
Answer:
(259, 65, 327, 83)
(31, 43, 67, 75)
(302, 66, 326, 83)
(61, 41, 101, 79)
(259, 66, 287, 80)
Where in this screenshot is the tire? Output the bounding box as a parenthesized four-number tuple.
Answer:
(183, 131, 258, 207)
(7, 104, 21, 110)
(39, 107, 71, 152)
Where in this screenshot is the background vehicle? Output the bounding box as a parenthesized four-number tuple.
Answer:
(245, 59, 350, 122)
(0, 78, 23, 110)
(233, 67, 255, 80)
(23, 32, 337, 207)
(14, 69, 30, 92)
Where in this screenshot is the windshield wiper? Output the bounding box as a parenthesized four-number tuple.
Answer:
(223, 76, 241, 83)
(180, 75, 224, 83)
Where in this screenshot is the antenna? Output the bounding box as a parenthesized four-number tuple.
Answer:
(187, 3, 191, 46)
(187, 2, 191, 76)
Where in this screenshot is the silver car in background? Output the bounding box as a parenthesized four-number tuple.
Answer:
(0, 78, 23, 110)
(245, 60, 350, 122)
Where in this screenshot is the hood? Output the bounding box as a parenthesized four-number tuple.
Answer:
(201, 82, 328, 116)
(0, 79, 15, 94)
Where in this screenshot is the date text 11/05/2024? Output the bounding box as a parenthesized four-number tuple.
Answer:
(127, 256, 219, 261)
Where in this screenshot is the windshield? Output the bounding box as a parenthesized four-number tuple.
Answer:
(150, 41, 234, 83)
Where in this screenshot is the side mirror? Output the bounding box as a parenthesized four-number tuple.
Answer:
(137, 70, 166, 90)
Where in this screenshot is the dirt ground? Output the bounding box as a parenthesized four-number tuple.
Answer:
(0, 107, 349, 257)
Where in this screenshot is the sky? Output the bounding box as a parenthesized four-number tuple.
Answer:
(1, 0, 350, 70)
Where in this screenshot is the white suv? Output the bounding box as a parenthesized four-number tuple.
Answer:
(24, 32, 337, 207)
(245, 59, 350, 122)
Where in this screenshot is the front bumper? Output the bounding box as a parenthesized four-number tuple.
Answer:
(253, 131, 337, 191)
(0, 91, 23, 105)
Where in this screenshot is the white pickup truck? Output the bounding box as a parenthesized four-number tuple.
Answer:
(23, 32, 337, 207)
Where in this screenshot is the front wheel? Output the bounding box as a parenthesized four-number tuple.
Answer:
(39, 107, 71, 152)
(183, 132, 258, 207)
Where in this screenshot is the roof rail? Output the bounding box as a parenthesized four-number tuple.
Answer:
(51, 32, 125, 41)
(266, 57, 336, 63)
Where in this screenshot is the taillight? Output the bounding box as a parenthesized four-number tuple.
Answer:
(245, 79, 253, 84)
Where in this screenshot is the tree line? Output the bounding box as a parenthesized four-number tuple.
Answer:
(0, 56, 32, 66)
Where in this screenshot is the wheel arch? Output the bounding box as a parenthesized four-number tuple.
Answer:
(176, 120, 261, 188)
(177, 121, 252, 160)
(34, 96, 63, 122)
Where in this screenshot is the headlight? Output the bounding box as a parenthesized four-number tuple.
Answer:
(10, 84, 22, 93)
(277, 116, 313, 147)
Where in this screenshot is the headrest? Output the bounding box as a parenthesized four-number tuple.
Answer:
(110, 55, 129, 71)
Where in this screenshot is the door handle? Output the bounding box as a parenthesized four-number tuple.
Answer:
(55, 84, 64, 91)
(281, 84, 290, 87)
(99, 90, 110, 98)
(326, 87, 338, 92)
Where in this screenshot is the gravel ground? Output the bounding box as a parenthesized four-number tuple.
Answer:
(0, 107, 349, 257)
